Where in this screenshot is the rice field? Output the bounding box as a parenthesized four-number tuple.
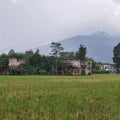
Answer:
(0, 75, 120, 120)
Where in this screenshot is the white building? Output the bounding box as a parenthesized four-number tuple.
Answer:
(98, 63, 117, 74)
(8, 58, 25, 67)
(64, 58, 92, 75)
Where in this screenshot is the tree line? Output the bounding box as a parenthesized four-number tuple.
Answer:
(0, 41, 120, 75)
(0, 42, 87, 75)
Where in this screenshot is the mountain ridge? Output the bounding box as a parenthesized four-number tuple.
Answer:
(39, 31, 120, 63)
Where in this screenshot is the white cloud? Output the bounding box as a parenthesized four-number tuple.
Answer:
(110, 4, 120, 30)
(113, 5, 120, 16)
(10, 0, 24, 4)
(10, 0, 18, 4)
(0, 34, 2, 39)
(0, 0, 120, 53)
(113, 0, 120, 4)
(108, 0, 120, 32)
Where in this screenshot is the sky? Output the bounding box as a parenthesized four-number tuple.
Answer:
(0, 0, 120, 53)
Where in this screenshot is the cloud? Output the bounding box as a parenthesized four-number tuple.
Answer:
(0, 34, 2, 39)
(1, 0, 120, 53)
(113, 6, 120, 16)
(113, 0, 120, 4)
(10, 0, 24, 4)
(110, 4, 120, 31)
(10, 0, 18, 4)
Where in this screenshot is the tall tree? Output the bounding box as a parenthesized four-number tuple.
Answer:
(50, 42, 64, 74)
(29, 49, 41, 67)
(8, 49, 15, 57)
(76, 44, 87, 75)
(113, 42, 120, 73)
(76, 44, 87, 61)
(0, 54, 8, 74)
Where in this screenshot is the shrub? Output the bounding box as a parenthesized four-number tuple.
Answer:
(92, 69, 110, 74)
(81, 70, 86, 75)
(88, 72, 92, 75)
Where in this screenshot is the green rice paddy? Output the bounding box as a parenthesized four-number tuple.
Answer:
(0, 75, 120, 120)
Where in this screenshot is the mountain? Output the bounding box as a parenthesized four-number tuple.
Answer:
(39, 31, 120, 63)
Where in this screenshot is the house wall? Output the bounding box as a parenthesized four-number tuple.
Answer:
(65, 67, 80, 75)
(9, 58, 25, 67)
(85, 61, 92, 74)
(64, 59, 80, 68)
(64, 59, 81, 75)
(80, 61, 92, 74)
(64, 58, 92, 75)
(99, 64, 117, 74)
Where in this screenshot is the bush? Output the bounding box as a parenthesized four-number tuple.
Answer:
(81, 70, 86, 75)
(88, 72, 92, 75)
(92, 69, 110, 74)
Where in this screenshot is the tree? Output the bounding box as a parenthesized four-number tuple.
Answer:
(25, 49, 33, 59)
(60, 52, 75, 58)
(28, 49, 41, 67)
(0, 54, 8, 74)
(76, 44, 87, 61)
(8, 49, 15, 57)
(113, 43, 120, 73)
(50, 42, 64, 74)
(8, 49, 25, 59)
(76, 44, 87, 75)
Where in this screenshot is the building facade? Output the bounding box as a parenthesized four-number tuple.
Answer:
(64, 58, 92, 75)
(98, 63, 117, 74)
(8, 58, 25, 67)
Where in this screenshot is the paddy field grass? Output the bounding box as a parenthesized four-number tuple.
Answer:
(0, 75, 120, 120)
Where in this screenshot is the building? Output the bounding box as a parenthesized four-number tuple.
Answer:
(64, 58, 92, 75)
(8, 58, 25, 67)
(64, 58, 80, 75)
(98, 63, 117, 74)
(82, 60, 92, 75)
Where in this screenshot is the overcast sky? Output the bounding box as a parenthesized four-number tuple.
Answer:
(0, 0, 120, 53)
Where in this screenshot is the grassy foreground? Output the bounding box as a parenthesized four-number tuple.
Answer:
(0, 75, 120, 120)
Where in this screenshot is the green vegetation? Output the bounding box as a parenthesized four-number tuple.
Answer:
(76, 44, 87, 62)
(0, 75, 119, 120)
(0, 43, 92, 75)
(50, 42, 64, 74)
(113, 42, 120, 73)
(76, 45, 87, 75)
